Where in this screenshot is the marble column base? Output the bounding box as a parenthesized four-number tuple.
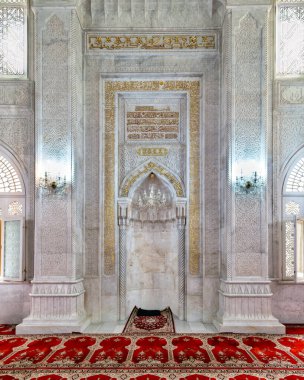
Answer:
(213, 280, 286, 334)
(16, 315, 91, 335)
(16, 279, 90, 335)
(213, 317, 285, 334)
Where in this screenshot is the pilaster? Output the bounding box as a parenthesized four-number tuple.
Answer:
(17, 3, 89, 334)
(215, 1, 284, 333)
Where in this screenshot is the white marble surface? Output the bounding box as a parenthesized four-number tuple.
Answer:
(0, 283, 31, 324)
(126, 223, 179, 317)
(84, 319, 217, 334)
(271, 282, 304, 324)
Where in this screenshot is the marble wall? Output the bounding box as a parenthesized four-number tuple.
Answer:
(126, 223, 179, 316)
(0, 78, 34, 321)
(1, 0, 304, 331)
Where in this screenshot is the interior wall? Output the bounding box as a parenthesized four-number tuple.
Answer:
(0, 79, 34, 323)
(271, 80, 304, 322)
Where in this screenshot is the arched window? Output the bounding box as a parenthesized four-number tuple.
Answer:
(0, 152, 25, 281)
(283, 156, 304, 281)
(0, 155, 23, 192)
(0, 0, 27, 77)
(276, 0, 304, 76)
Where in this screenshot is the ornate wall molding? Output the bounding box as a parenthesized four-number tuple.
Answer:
(88, 34, 216, 51)
(219, 281, 272, 297)
(103, 79, 201, 275)
(31, 281, 85, 296)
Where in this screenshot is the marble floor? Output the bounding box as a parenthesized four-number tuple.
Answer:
(84, 318, 217, 334)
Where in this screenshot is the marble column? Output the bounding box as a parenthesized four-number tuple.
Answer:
(214, 0, 284, 333)
(118, 199, 129, 321)
(17, 1, 89, 334)
(176, 199, 186, 320)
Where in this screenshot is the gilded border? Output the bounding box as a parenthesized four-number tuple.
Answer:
(89, 35, 215, 51)
(120, 161, 184, 198)
(104, 80, 200, 275)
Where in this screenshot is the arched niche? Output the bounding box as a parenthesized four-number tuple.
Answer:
(118, 165, 186, 322)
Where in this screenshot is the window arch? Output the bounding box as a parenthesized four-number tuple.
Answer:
(0, 155, 23, 193)
(0, 150, 25, 281)
(283, 155, 304, 281)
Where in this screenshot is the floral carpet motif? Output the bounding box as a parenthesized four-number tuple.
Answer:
(123, 307, 175, 333)
(0, 333, 304, 379)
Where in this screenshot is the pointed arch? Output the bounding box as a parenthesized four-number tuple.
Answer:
(119, 160, 185, 198)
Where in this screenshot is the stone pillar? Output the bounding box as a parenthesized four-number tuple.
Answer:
(176, 199, 186, 320)
(214, 0, 284, 333)
(118, 199, 129, 321)
(17, 1, 89, 334)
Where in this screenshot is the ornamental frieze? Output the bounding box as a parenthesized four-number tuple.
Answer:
(88, 34, 216, 51)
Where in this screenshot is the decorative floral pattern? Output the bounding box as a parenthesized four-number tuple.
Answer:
(133, 315, 168, 331)
(0, 332, 303, 379)
(123, 307, 175, 333)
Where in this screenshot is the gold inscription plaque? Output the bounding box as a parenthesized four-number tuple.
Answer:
(127, 106, 179, 141)
(104, 80, 200, 276)
(89, 35, 216, 50)
(137, 147, 169, 157)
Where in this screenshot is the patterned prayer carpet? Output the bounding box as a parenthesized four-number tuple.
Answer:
(123, 307, 175, 333)
(0, 333, 304, 379)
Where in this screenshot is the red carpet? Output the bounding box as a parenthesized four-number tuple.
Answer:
(0, 325, 15, 335)
(286, 325, 304, 335)
(0, 333, 304, 379)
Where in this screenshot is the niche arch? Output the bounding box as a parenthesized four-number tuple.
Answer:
(118, 161, 187, 321)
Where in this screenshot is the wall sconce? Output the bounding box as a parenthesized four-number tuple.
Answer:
(38, 172, 68, 195)
(235, 171, 264, 195)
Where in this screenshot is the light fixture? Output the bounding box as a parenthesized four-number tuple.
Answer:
(235, 171, 264, 195)
(135, 172, 171, 211)
(38, 172, 68, 195)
